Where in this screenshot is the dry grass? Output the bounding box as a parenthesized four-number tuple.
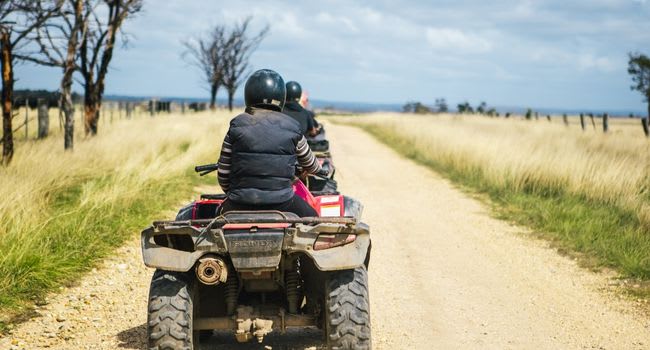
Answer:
(339, 113, 650, 278)
(0, 109, 229, 322)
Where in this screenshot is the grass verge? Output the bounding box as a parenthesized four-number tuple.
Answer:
(0, 112, 228, 330)
(341, 119, 650, 290)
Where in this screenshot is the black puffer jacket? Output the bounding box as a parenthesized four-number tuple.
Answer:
(282, 101, 314, 135)
(227, 108, 303, 205)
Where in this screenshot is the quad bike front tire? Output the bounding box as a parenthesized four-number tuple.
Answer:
(324, 266, 372, 350)
(147, 270, 198, 350)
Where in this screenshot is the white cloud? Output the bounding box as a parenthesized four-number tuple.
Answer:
(315, 12, 359, 33)
(577, 54, 618, 72)
(425, 27, 492, 53)
(527, 46, 619, 72)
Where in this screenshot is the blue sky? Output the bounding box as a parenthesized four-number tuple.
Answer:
(15, 0, 650, 111)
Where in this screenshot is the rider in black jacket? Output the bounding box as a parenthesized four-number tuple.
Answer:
(282, 81, 318, 136)
(216, 69, 324, 217)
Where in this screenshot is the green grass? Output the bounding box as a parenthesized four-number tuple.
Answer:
(0, 112, 228, 331)
(348, 121, 650, 282)
(0, 165, 207, 331)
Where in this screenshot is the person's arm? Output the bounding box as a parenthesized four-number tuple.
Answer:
(310, 111, 319, 128)
(217, 132, 232, 193)
(309, 111, 321, 137)
(306, 114, 318, 137)
(296, 136, 322, 174)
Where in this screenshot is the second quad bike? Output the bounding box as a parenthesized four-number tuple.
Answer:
(141, 163, 371, 349)
(306, 127, 337, 193)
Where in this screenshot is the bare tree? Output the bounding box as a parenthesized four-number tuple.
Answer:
(221, 17, 268, 111)
(0, 1, 60, 164)
(79, 0, 142, 135)
(182, 26, 226, 109)
(17, 0, 88, 150)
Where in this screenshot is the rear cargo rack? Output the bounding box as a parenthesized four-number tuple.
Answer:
(153, 216, 357, 228)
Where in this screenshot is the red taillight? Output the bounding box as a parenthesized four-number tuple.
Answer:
(313, 234, 356, 251)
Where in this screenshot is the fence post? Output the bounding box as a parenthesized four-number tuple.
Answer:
(546, 114, 551, 122)
(563, 113, 568, 126)
(579, 113, 585, 130)
(589, 113, 596, 129)
(37, 98, 48, 139)
(602, 113, 609, 133)
(642, 118, 649, 137)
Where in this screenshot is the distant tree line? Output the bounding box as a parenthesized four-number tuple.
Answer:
(6, 89, 82, 108)
(403, 98, 448, 114)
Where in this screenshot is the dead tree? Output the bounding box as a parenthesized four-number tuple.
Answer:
(79, 0, 142, 135)
(18, 0, 87, 150)
(0, 1, 59, 164)
(182, 26, 226, 109)
(221, 17, 268, 111)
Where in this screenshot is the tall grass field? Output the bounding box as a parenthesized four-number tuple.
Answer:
(0, 110, 228, 327)
(340, 113, 650, 281)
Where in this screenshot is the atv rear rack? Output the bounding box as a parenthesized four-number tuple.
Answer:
(153, 215, 358, 229)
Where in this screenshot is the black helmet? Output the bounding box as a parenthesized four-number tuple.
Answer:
(244, 69, 286, 111)
(285, 81, 302, 102)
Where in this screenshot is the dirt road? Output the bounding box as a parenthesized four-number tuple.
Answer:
(2, 123, 649, 349)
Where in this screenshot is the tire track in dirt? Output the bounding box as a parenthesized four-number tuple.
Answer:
(1, 122, 649, 349)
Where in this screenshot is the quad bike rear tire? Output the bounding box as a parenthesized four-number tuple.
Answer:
(147, 270, 198, 350)
(324, 266, 372, 349)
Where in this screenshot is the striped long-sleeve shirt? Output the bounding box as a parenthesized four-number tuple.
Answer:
(217, 133, 321, 194)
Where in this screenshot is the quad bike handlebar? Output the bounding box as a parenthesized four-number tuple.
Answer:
(195, 163, 219, 176)
(196, 163, 327, 178)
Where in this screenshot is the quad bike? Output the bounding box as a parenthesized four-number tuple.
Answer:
(141, 163, 371, 349)
(306, 127, 337, 193)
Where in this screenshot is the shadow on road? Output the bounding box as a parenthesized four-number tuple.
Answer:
(117, 323, 147, 349)
(116, 323, 326, 350)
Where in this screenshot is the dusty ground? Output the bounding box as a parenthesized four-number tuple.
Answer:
(1, 123, 649, 349)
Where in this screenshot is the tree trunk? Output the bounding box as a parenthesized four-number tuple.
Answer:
(228, 89, 235, 111)
(61, 52, 77, 150)
(83, 79, 100, 135)
(644, 102, 650, 137)
(61, 0, 84, 149)
(1, 31, 14, 165)
(84, 97, 100, 136)
(210, 84, 218, 110)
